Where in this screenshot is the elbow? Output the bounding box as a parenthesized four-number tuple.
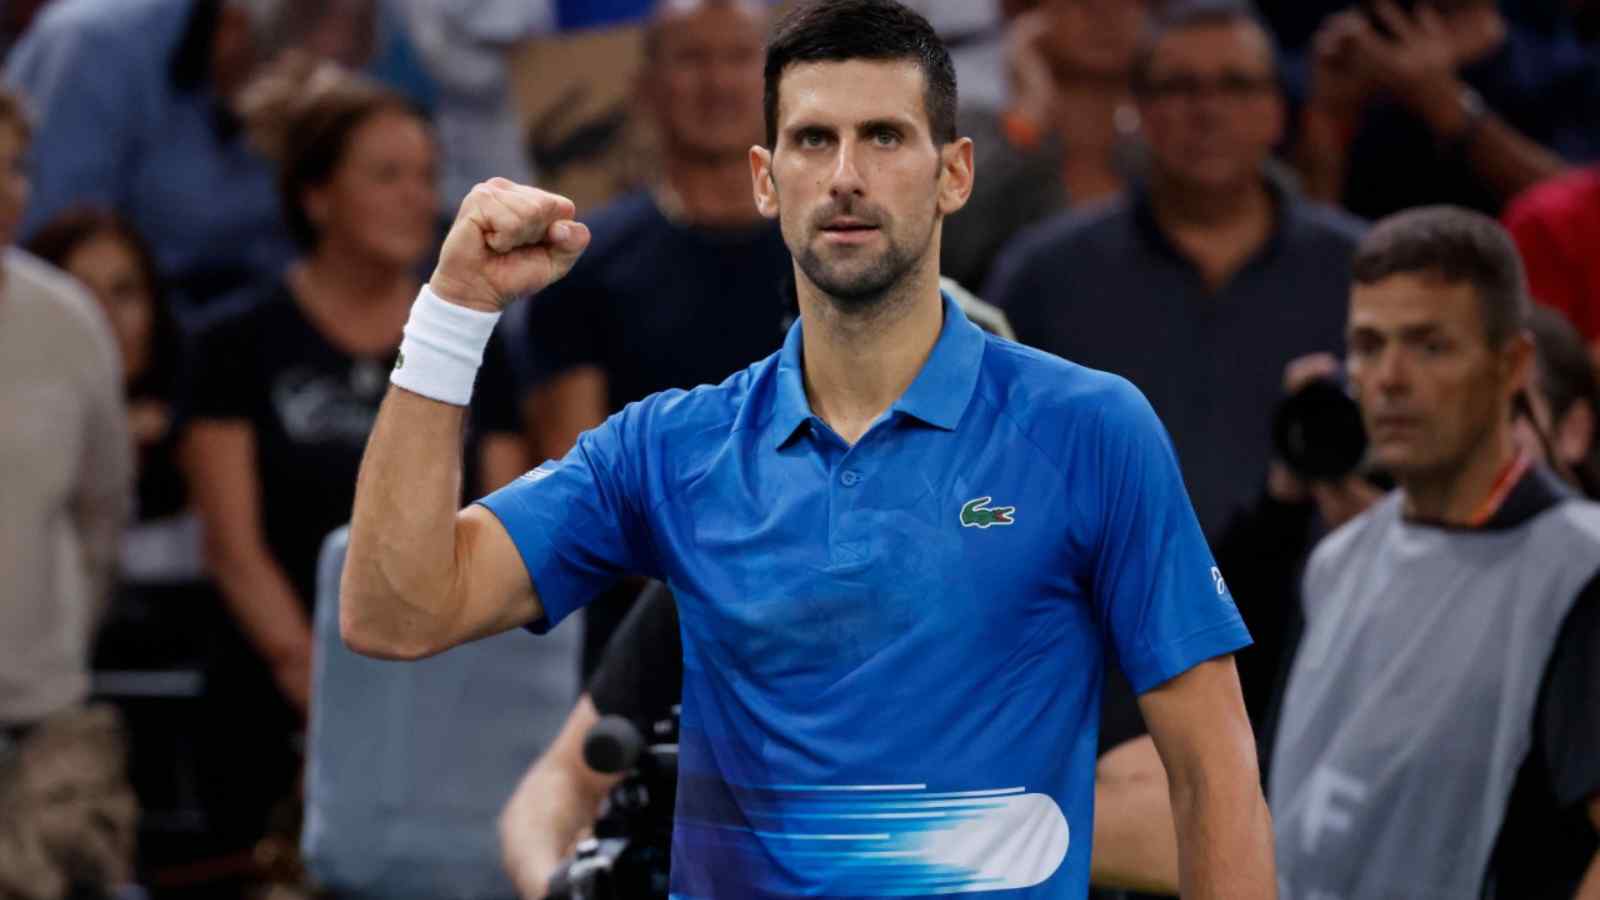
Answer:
(338, 565, 438, 661)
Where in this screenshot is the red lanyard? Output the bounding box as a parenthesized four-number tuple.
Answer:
(1466, 451, 1532, 528)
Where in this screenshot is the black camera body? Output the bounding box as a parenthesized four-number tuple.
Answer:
(1272, 376, 1369, 481)
(546, 712, 679, 900)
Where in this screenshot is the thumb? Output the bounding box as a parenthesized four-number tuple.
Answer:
(546, 220, 591, 277)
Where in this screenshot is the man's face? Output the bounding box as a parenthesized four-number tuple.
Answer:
(1346, 274, 1527, 482)
(750, 60, 971, 306)
(1136, 22, 1284, 194)
(648, 3, 766, 161)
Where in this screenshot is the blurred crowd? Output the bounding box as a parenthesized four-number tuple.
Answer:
(0, 0, 1597, 898)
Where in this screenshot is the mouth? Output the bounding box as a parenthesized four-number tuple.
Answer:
(819, 219, 880, 244)
(1370, 414, 1421, 434)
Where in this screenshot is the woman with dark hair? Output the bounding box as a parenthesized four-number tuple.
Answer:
(27, 209, 191, 558)
(173, 69, 453, 857)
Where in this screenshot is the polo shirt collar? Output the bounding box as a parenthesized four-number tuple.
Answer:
(771, 290, 987, 448)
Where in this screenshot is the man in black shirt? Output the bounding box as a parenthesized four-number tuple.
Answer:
(503, 0, 790, 678)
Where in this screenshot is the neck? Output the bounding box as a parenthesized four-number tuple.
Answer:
(659, 152, 765, 228)
(300, 244, 416, 309)
(796, 259, 944, 445)
(1401, 425, 1520, 524)
(1148, 170, 1272, 229)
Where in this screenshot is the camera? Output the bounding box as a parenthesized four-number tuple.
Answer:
(546, 711, 679, 900)
(1272, 376, 1369, 481)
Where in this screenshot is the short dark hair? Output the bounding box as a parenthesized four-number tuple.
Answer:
(274, 74, 428, 249)
(763, 0, 957, 148)
(1132, 0, 1278, 92)
(1351, 206, 1530, 348)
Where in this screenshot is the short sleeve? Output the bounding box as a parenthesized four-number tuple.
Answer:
(475, 400, 661, 633)
(1089, 378, 1253, 694)
(1539, 572, 1600, 809)
(588, 581, 684, 728)
(515, 266, 607, 388)
(175, 304, 257, 425)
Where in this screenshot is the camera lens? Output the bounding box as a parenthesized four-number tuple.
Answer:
(1272, 377, 1368, 481)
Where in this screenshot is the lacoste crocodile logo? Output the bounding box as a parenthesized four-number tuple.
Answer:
(960, 496, 1016, 529)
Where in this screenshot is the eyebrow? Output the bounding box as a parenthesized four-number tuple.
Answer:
(783, 115, 920, 139)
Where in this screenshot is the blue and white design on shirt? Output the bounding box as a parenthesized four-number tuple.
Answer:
(691, 781, 1069, 895)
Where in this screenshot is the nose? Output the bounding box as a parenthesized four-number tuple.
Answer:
(1373, 345, 1410, 396)
(829, 138, 866, 199)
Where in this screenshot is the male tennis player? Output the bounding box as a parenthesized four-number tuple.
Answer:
(341, 1, 1274, 896)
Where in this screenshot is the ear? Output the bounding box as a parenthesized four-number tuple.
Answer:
(750, 144, 779, 220)
(1502, 329, 1537, 399)
(1555, 401, 1596, 469)
(936, 136, 975, 217)
(302, 182, 333, 229)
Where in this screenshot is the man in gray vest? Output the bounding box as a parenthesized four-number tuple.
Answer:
(1269, 206, 1600, 899)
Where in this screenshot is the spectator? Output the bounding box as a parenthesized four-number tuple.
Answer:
(0, 88, 136, 897)
(3, 0, 387, 308)
(986, 0, 1365, 540)
(26, 210, 200, 601)
(1269, 207, 1600, 899)
(1503, 163, 1600, 354)
(1294, 0, 1600, 221)
(174, 71, 446, 862)
(941, 0, 1152, 291)
(1521, 304, 1600, 495)
(505, 0, 789, 677)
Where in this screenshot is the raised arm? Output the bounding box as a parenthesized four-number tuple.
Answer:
(1138, 656, 1276, 900)
(340, 179, 590, 660)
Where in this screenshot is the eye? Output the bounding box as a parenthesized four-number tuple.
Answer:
(871, 127, 901, 147)
(797, 130, 829, 149)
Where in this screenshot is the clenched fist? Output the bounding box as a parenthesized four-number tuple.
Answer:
(429, 178, 592, 313)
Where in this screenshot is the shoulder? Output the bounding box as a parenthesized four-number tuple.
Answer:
(189, 280, 295, 347)
(1303, 493, 1402, 584)
(976, 338, 1160, 459)
(1284, 197, 1368, 250)
(1005, 197, 1132, 264)
(987, 199, 1133, 302)
(4, 248, 119, 370)
(1536, 497, 1600, 561)
(8, 0, 176, 68)
(1504, 166, 1600, 230)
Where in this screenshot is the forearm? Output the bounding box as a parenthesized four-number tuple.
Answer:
(1411, 83, 1569, 202)
(209, 546, 313, 669)
(341, 385, 471, 659)
(1091, 749, 1179, 893)
(1462, 118, 1570, 202)
(1293, 105, 1354, 205)
(1577, 850, 1600, 900)
(1169, 770, 1276, 900)
(500, 759, 607, 898)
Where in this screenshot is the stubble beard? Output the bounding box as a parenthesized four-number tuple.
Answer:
(795, 213, 935, 315)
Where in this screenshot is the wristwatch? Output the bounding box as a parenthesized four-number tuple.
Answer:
(1439, 85, 1489, 158)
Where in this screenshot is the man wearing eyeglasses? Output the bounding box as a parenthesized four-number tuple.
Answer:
(986, 0, 1365, 550)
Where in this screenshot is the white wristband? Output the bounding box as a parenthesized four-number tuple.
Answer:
(390, 285, 502, 406)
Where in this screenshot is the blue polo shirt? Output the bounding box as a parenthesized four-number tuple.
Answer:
(480, 292, 1251, 899)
